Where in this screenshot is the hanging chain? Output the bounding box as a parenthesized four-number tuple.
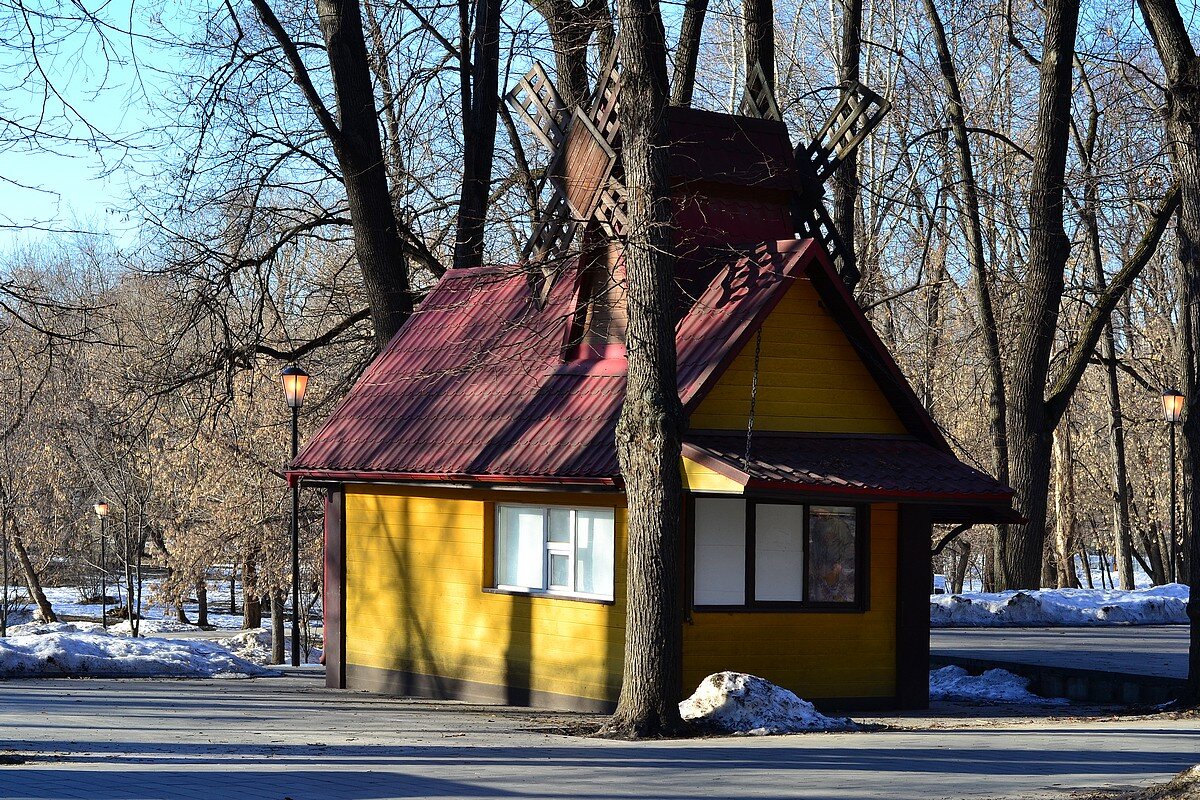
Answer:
(743, 327, 763, 470)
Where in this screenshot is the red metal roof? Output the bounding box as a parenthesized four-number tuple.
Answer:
(291, 239, 818, 484)
(682, 433, 1013, 504)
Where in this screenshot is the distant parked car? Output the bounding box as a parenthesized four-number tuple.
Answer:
(932, 574, 948, 594)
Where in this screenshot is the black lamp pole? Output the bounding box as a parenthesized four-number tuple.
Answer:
(94, 502, 109, 630)
(289, 402, 300, 666)
(1164, 389, 1184, 584)
(281, 365, 309, 668)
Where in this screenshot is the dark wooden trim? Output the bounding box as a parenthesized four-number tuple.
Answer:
(683, 494, 695, 624)
(895, 503, 932, 710)
(482, 500, 496, 590)
(323, 486, 346, 690)
(344, 663, 616, 713)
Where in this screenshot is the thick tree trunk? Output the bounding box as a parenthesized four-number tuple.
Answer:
(950, 540, 970, 595)
(670, 0, 709, 106)
(742, 0, 774, 90)
(315, 0, 413, 348)
(453, 0, 502, 269)
(602, 0, 685, 739)
(11, 532, 55, 623)
(831, 0, 862, 289)
(1136, 0, 1200, 704)
(1003, 0, 1080, 589)
(530, 0, 608, 109)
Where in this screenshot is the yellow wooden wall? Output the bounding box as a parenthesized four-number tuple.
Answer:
(689, 277, 908, 434)
(344, 485, 626, 705)
(683, 503, 899, 700)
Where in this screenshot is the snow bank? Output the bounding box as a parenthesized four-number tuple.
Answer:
(930, 584, 1189, 627)
(679, 672, 855, 734)
(0, 623, 276, 678)
(220, 628, 323, 666)
(929, 665, 1067, 705)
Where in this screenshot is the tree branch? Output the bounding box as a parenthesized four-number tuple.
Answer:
(1045, 184, 1181, 427)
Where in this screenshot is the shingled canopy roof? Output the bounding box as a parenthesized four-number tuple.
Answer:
(289, 238, 1014, 520)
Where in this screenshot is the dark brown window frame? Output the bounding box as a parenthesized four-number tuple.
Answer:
(687, 493, 870, 613)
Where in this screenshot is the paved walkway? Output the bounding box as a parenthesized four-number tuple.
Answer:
(930, 626, 1190, 679)
(2, 673, 1199, 800)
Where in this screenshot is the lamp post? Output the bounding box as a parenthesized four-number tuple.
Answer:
(94, 501, 110, 630)
(281, 365, 309, 667)
(1163, 389, 1184, 584)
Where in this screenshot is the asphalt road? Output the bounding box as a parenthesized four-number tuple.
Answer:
(1, 673, 1198, 800)
(930, 625, 1190, 679)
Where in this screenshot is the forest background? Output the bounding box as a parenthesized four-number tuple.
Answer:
(0, 0, 1194, 635)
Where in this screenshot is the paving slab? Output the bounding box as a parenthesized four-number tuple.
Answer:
(2, 673, 1199, 800)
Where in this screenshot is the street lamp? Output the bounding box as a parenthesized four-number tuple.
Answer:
(94, 501, 110, 630)
(280, 365, 309, 667)
(1163, 389, 1184, 583)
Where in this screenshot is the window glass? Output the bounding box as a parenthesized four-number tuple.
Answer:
(575, 509, 615, 596)
(497, 506, 545, 589)
(693, 498, 746, 605)
(808, 506, 857, 603)
(547, 508, 572, 543)
(754, 504, 804, 601)
(495, 505, 615, 599)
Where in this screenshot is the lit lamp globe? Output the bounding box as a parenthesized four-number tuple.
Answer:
(93, 501, 109, 519)
(1163, 389, 1185, 424)
(280, 365, 310, 409)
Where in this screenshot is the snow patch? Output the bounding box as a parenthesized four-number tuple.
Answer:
(929, 665, 1067, 705)
(931, 585, 1189, 627)
(0, 623, 277, 678)
(679, 672, 855, 734)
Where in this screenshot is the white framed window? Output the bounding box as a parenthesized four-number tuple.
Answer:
(495, 504, 615, 600)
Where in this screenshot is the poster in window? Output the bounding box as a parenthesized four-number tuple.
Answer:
(808, 506, 856, 603)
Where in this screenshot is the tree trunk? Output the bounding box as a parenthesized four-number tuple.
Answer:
(11, 532, 55, 623)
(271, 591, 285, 665)
(922, 0, 1011, 589)
(670, 0, 709, 106)
(197, 579, 209, 628)
(243, 557, 262, 629)
(1052, 422, 1081, 588)
(452, 0, 502, 270)
(1003, 0, 1080, 589)
(831, 0, 862, 290)
(530, 0, 608, 109)
(950, 540, 970, 595)
(1135, 0, 1200, 703)
(252, 0, 414, 349)
(601, 0, 685, 739)
(742, 0, 774, 90)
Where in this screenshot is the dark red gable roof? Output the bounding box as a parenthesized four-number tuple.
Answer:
(291, 239, 820, 485)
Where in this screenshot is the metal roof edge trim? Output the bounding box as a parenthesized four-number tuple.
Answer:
(286, 469, 618, 489)
(741, 478, 1014, 504)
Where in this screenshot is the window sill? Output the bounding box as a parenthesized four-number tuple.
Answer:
(692, 602, 866, 614)
(483, 587, 615, 606)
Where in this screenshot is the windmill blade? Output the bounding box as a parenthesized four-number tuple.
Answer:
(792, 193, 854, 278)
(592, 179, 628, 240)
(589, 48, 622, 145)
(738, 61, 781, 121)
(799, 82, 891, 185)
(505, 63, 568, 152)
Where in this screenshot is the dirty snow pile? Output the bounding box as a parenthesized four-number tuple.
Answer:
(930, 584, 1189, 627)
(679, 672, 855, 734)
(929, 665, 1067, 705)
(0, 622, 276, 678)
